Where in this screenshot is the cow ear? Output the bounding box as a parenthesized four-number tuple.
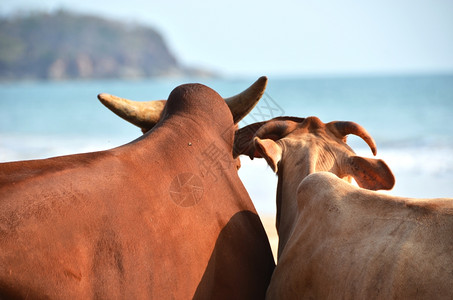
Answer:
(233, 122, 268, 159)
(348, 156, 395, 190)
(254, 137, 282, 173)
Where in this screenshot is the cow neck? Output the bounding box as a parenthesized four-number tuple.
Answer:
(275, 150, 303, 259)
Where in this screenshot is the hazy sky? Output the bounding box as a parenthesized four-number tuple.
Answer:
(1, 0, 453, 76)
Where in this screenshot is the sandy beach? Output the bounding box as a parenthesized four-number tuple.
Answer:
(260, 214, 279, 261)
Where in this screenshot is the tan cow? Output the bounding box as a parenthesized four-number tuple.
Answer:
(235, 116, 453, 299)
(0, 77, 275, 299)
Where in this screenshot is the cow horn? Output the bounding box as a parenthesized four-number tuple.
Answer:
(97, 93, 166, 130)
(98, 76, 267, 130)
(331, 121, 377, 156)
(225, 76, 268, 124)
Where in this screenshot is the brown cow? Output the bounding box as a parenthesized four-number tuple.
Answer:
(0, 77, 275, 299)
(235, 116, 453, 299)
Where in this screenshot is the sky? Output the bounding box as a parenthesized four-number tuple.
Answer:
(1, 0, 453, 77)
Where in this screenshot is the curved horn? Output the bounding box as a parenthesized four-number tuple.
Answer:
(330, 121, 377, 156)
(225, 76, 268, 124)
(98, 76, 268, 131)
(98, 93, 166, 130)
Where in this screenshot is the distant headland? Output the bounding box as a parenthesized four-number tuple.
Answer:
(0, 10, 216, 80)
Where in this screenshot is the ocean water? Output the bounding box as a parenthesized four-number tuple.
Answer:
(1, 75, 452, 215)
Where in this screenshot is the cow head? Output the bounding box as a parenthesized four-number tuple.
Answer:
(97, 77, 268, 133)
(234, 116, 395, 191)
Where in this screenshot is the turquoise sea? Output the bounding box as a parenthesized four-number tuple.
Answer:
(1, 74, 452, 215)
